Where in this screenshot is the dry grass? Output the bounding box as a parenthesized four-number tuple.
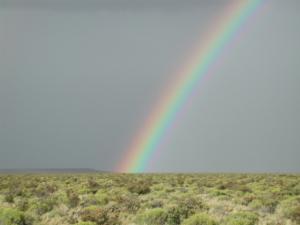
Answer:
(0, 173, 299, 225)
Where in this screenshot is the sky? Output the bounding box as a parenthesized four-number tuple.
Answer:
(0, 0, 299, 172)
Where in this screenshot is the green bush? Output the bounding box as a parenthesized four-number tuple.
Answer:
(258, 193, 278, 213)
(240, 194, 256, 206)
(117, 194, 140, 213)
(291, 183, 300, 195)
(4, 193, 15, 203)
(34, 184, 56, 197)
(80, 206, 119, 225)
(280, 196, 300, 223)
(16, 199, 29, 211)
(0, 208, 27, 225)
(248, 199, 263, 210)
(75, 222, 97, 225)
(217, 182, 251, 193)
(80, 206, 108, 225)
(127, 180, 151, 195)
(87, 179, 100, 194)
(94, 192, 109, 206)
(166, 206, 182, 225)
(149, 199, 164, 209)
(224, 212, 258, 225)
(176, 197, 208, 219)
(66, 189, 80, 208)
(135, 208, 168, 225)
(34, 198, 57, 215)
(181, 213, 218, 225)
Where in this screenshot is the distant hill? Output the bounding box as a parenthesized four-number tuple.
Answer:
(0, 168, 101, 174)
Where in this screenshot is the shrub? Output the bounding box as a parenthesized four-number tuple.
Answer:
(34, 184, 56, 197)
(181, 213, 218, 225)
(4, 193, 14, 203)
(80, 206, 120, 225)
(175, 197, 208, 219)
(34, 198, 57, 215)
(16, 199, 29, 211)
(80, 206, 107, 224)
(66, 189, 80, 208)
(0, 208, 27, 225)
(177, 175, 186, 186)
(240, 194, 256, 206)
(87, 179, 100, 194)
(135, 208, 168, 225)
(280, 196, 300, 223)
(248, 199, 263, 211)
(224, 212, 258, 225)
(127, 180, 151, 195)
(117, 194, 140, 214)
(291, 183, 300, 195)
(209, 189, 229, 198)
(149, 199, 164, 209)
(258, 193, 279, 213)
(94, 192, 109, 206)
(218, 182, 251, 193)
(75, 222, 97, 225)
(166, 206, 182, 225)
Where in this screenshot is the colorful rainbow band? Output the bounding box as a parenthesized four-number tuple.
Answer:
(117, 0, 264, 173)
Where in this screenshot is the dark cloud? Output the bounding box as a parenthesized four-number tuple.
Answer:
(0, 0, 299, 172)
(0, 0, 220, 11)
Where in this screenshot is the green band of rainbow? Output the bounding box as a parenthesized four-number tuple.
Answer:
(117, 0, 264, 173)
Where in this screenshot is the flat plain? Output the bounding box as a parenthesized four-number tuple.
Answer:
(0, 173, 299, 225)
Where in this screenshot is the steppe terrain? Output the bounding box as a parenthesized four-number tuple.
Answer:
(0, 173, 299, 225)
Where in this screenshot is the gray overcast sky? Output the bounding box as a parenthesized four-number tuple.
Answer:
(0, 0, 299, 172)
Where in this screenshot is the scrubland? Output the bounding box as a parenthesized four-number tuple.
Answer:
(0, 173, 299, 225)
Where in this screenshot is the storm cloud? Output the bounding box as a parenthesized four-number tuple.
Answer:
(0, 0, 299, 172)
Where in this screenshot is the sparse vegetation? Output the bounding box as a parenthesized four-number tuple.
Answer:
(0, 173, 299, 225)
(181, 213, 217, 225)
(224, 211, 258, 225)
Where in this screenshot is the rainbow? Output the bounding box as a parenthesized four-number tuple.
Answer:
(117, 0, 264, 173)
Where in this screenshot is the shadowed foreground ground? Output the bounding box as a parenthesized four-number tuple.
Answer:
(0, 173, 299, 225)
